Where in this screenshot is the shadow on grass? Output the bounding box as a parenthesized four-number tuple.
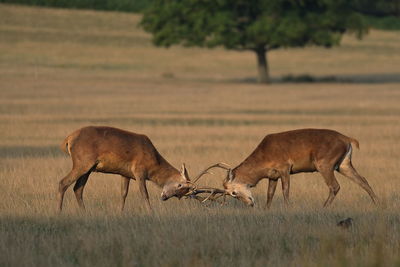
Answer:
(232, 73, 400, 84)
(0, 145, 63, 158)
(1, 210, 397, 267)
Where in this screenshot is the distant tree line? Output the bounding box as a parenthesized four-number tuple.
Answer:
(1, 0, 398, 32)
(354, 0, 400, 17)
(355, 0, 400, 30)
(2, 0, 399, 18)
(0, 0, 151, 12)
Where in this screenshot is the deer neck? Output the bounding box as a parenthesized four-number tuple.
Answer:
(233, 162, 264, 187)
(148, 161, 181, 187)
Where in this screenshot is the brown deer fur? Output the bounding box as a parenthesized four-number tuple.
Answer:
(58, 126, 192, 212)
(222, 128, 378, 207)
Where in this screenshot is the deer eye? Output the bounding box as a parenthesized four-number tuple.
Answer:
(177, 184, 182, 188)
(231, 191, 237, 196)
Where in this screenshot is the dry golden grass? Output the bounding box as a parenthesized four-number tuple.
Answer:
(1, 4, 400, 266)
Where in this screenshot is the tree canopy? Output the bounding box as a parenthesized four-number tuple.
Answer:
(141, 0, 368, 83)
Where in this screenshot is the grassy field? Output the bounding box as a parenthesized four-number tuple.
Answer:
(1, 4, 400, 266)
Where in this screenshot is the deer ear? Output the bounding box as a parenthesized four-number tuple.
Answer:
(223, 168, 233, 183)
(228, 169, 234, 181)
(181, 163, 190, 181)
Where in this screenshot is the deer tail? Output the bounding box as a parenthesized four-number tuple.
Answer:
(60, 135, 72, 155)
(348, 137, 360, 150)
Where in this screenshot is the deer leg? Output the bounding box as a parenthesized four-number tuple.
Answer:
(281, 173, 291, 206)
(138, 178, 151, 211)
(265, 179, 278, 209)
(318, 168, 340, 207)
(58, 166, 92, 212)
(120, 176, 130, 212)
(338, 159, 378, 204)
(73, 172, 90, 210)
(133, 170, 151, 211)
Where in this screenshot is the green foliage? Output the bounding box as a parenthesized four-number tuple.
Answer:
(364, 15, 400, 30)
(0, 0, 151, 12)
(141, 0, 368, 51)
(353, 0, 400, 17)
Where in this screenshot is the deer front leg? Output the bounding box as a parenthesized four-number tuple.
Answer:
(120, 176, 130, 212)
(138, 178, 151, 211)
(133, 171, 151, 213)
(281, 172, 291, 206)
(132, 169, 151, 211)
(265, 179, 278, 209)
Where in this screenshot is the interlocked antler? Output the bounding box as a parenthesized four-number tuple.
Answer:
(184, 163, 232, 204)
(184, 187, 227, 204)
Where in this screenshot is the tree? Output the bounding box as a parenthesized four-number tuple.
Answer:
(141, 0, 367, 83)
(353, 0, 400, 17)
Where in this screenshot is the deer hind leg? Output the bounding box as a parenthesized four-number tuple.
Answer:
(338, 152, 378, 204)
(73, 172, 91, 210)
(58, 165, 93, 212)
(265, 179, 278, 209)
(318, 167, 340, 207)
(120, 176, 131, 212)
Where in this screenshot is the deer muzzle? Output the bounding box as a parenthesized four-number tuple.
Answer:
(160, 193, 169, 201)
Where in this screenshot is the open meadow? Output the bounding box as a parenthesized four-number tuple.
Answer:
(1, 4, 400, 266)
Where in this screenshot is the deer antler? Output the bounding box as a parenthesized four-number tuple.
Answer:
(184, 186, 228, 204)
(183, 162, 232, 205)
(192, 162, 231, 184)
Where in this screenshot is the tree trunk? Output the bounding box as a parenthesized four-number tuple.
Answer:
(255, 47, 270, 84)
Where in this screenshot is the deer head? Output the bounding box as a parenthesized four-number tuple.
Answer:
(160, 163, 193, 201)
(222, 169, 255, 207)
(161, 163, 236, 203)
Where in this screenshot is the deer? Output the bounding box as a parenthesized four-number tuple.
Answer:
(58, 126, 213, 212)
(205, 128, 378, 208)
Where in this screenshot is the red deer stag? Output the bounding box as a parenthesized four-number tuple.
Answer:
(58, 126, 208, 212)
(211, 129, 378, 208)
